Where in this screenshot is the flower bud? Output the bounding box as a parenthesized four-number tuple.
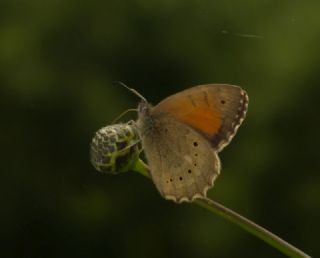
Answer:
(90, 122, 141, 174)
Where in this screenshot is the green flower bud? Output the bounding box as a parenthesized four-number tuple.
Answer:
(90, 122, 141, 174)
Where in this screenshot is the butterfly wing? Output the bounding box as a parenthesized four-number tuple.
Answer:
(152, 84, 248, 151)
(140, 116, 220, 203)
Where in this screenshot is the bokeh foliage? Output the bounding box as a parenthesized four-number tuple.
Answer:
(1, 1, 319, 257)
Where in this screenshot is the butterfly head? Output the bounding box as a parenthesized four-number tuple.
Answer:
(137, 101, 156, 137)
(138, 101, 152, 116)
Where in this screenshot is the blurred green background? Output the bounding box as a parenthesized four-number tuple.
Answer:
(1, 0, 320, 257)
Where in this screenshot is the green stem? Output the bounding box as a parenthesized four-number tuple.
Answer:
(196, 198, 310, 258)
(132, 158, 310, 258)
(132, 157, 150, 177)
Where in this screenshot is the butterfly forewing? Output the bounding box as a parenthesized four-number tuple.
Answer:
(152, 84, 248, 151)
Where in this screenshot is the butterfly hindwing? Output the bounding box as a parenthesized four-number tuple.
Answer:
(140, 116, 220, 203)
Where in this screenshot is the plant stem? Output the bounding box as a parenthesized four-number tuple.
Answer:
(196, 198, 310, 258)
(132, 158, 311, 258)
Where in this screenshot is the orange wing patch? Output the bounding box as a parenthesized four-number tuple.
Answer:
(178, 106, 221, 136)
(154, 92, 221, 137)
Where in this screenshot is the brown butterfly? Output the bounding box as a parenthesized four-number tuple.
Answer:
(135, 84, 248, 203)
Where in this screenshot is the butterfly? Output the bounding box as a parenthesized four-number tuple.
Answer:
(135, 84, 248, 203)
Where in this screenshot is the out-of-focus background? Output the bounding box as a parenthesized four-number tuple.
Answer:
(1, 1, 319, 257)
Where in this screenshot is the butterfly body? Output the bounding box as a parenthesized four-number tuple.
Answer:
(137, 84, 248, 203)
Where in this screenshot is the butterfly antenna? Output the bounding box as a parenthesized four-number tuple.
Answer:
(111, 108, 138, 124)
(113, 81, 147, 102)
